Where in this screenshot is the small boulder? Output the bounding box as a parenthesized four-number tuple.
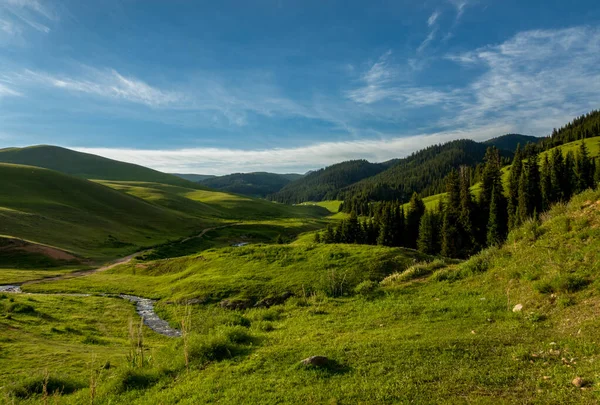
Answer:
(301, 356, 329, 367)
(572, 377, 586, 388)
(512, 303, 523, 312)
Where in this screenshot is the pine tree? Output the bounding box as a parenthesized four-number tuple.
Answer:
(441, 170, 462, 258)
(458, 166, 476, 255)
(322, 224, 335, 243)
(518, 151, 541, 221)
(549, 148, 565, 202)
(346, 211, 361, 243)
(405, 192, 425, 249)
(377, 206, 394, 246)
(564, 151, 576, 200)
(540, 154, 552, 211)
(595, 158, 600, 188)
(507, 145, 523, 230)
(487, 186, 502, 246)
(575, 140, 594, 192)
(418, 211, 440, 255)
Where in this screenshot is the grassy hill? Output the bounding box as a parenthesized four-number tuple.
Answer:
(271, 160, 389, 203)
(0, 145, 200, 188)
(199, 172, 301, 198)
(6, 188, 600, 404)
(0, 164, 207, 261)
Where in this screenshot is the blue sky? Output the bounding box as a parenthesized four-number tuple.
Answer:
(1, 0, 599, 174)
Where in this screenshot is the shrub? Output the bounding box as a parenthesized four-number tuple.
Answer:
(7, 303, 35, 314)
(354, 280, 381, 298)
(382, 259, 448, 285)
(11, 376, 84, 398)
(553, 274, 589, 293)
(112, 368, 159, 393)
(221, 326, 254, 344)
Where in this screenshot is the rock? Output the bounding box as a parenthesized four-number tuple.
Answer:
(220, 299, 252, 310)
(186, 297, 207, 305)
(572, 377, 586, 388)
(301, 356, 329, 367)
(512, 303, 523, 312)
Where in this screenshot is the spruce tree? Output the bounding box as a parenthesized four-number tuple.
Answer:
(458, 166, 476, 255)
(487, 186, 502, 246)
(441, 170, 462, 258)
(323, 224, 335, 243)
(418, 211, 440, 255)
(564, 151, 576, 200)
(550, 148, 565, 202)
(405, 192, 425, 249)
(595, 158, 600, 188)
(377, 206, 394, 246)
(507, 144, 523, 230)
(313, 232, 321, 243)
(575, 140, 594, 192)
(540, 154, 552, 211)
(346, 211, 361, 243)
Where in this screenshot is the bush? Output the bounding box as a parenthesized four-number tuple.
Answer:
(553, 274, 590, 293)
(7, 303, 35, 314)
(11, 375, 84, 398)
(112, 368, 159, 393)
(381, 259, 448, 285)
(221, 326, 254, 344)
(354, 280, 380, 298)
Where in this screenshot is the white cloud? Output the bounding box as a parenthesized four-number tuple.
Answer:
(428, 10, 440, 27)
(418, 29, 437, 53)
(0, 82, 20, 97)
(0, 0, 57, 43)
(449, 0, 468, 21)
(73, 124, 512, 175)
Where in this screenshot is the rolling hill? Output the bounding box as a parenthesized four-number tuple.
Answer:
(171, 173, 216, 182)
(484, 133, 540, 151)
(199, 172, 303, 198)
(270, 159, 389, 203)
(0, 145, 201, 188)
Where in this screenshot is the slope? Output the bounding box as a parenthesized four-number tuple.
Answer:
(341, 139, 512, 202)
(0, 145, 201, 188)
(15, 189, 600, 404)
(0, 164, 207, 260)
(270, 159, 388, 203)
(484, 133, 540, 151)
(199, 172, 300, 198)
(171, 173, 216, 182)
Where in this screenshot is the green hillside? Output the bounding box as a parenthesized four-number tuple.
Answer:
(271, 159, 388, 203)
(171, 173, 216, 182)
(0, 145, 200, 188)
(484, 133, 540, 151)
(6, 188, 600, 404)
(0, 164, 206, 261)
(199, 172, 300, 198)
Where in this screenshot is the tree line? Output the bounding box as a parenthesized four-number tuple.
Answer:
(316, 141, 599, 259)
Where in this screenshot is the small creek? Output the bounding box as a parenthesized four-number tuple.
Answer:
(0, 285, 181, 338)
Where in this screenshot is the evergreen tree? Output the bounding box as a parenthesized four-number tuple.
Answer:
(540, 154, 552, 211)
(458, 166, 476, 255)
(346, 211, 361, 243)
(518, 151, 541, 221)
(417, 211, 440, 255)
(405, 192, 425, 249)
(595, 158, 600, 188)
(507, 145, 523, 230)
(322, 224, 335, 243)
(549, 148, 565, 203)
(377, 206, 394, 246)
(441, 170, 462, 258)
(564, 151, 576, 200)
(487, 186, 502, 246)
(575, 140, 594, 192)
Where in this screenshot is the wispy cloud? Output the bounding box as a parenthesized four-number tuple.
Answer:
(73, 124, 510, 175)
(0, 0, 57, 40)
(428, 10, 440, 27)
(0, 82, 21, 97)
(449, 0, 468, 21)
(346, 50, 398, 104)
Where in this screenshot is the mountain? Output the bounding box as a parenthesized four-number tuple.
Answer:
(171, 173, 216, 182)
(0, 145, 201, 188)
(199, 172, 303, 198)
(484, 134, 540, 151)
(339, 139, 508, 202)
(269, 160, 389, 204)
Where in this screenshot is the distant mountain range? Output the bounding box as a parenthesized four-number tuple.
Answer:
(1, 134, 540, 202)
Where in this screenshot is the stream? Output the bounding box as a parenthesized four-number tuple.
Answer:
(0, 285, 181, 338)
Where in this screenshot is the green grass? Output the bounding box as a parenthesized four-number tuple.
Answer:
(25, 243, 428, 302)
(9, 188, 600, 404)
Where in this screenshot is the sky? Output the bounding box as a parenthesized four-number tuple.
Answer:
(1, 0, 600, 175)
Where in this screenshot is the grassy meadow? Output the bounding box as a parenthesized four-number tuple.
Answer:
(1, 188, 599, 403)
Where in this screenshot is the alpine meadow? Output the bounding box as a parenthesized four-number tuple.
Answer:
(2, 1, 600, 404)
